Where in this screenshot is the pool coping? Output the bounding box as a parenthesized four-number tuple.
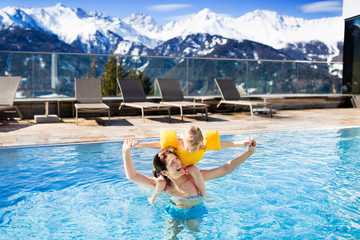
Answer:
(1, 125, 359, 150)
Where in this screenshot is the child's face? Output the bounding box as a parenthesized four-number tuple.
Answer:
(184, 141, 201, 153)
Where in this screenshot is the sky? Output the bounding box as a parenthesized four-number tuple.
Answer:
(0, 0, 343, 25)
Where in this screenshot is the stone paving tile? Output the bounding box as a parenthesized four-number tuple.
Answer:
(1, 108, 360, 147)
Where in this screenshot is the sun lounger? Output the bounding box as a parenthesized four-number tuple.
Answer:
(215, 78, 273, 117)
(0, 76, 23, 119)
(74, 78, 110, 125)
(117, 78, 171, 122)
(156, 78, 208, 121)
(351, 95, 360, 108)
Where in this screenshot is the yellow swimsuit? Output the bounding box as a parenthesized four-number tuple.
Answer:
(160, 129, 221, 165)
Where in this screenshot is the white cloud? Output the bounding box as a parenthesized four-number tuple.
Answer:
(300, 1, 342, 13)
(149, 4, 192, 12)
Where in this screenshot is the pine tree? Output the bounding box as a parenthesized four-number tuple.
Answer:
(101, 55, 127, 96)
(86, 56, 96, 78)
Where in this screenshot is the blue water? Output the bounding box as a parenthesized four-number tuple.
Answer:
(0, 127, 360, 239)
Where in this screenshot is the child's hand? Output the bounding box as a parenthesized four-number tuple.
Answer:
(243, 138, 252, 147)
(250, 138, 256, 147)
(247, 139, 256, 153)
(123, 139, 139, 151)
(244, 138, 256, 147)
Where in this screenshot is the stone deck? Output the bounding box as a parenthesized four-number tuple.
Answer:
(1, 108, 360, 148)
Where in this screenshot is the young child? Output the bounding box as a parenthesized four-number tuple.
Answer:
(137, 126, 254, 204)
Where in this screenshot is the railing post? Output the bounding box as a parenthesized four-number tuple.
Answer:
(116, 55, 119, 96)
(245, 61, 249, 95)
(32, 54, 35, 97)
(296, 62, 300, 93)
(186, 58, 189, 96)
(51, 53, 58, 90)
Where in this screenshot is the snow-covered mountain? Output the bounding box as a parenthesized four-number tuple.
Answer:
(0, 4, 158, 51)
(0, 4, 344, 61)
(123, 8, 344, 49)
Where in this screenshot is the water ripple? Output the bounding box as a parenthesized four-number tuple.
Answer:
(0, 128, 360, 239)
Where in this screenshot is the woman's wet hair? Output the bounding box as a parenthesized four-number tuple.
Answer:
(152, 150, 178, 179)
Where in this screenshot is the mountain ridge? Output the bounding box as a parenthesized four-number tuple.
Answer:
(0, 4, 344, 61)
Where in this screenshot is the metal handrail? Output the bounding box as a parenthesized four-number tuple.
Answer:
(0, 50, 343, 64)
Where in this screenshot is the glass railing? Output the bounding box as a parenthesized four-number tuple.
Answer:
(0, 51, 343, 98)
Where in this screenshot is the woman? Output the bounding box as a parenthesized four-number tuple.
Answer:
(122, 138, 256, 209)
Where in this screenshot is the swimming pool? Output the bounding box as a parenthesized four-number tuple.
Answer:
(0, 127, 359, 239)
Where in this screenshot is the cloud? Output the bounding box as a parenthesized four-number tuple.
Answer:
(300, 1, 342, 13)
(149, 4, 191, 12)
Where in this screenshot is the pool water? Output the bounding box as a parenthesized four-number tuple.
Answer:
(0, 127, 360, 239)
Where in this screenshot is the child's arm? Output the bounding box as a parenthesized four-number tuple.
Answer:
(220, 138, 254, 148)
(136, 141, 162, 149)
(136, 140, 179, 149)
(148, 178, 167, 204)
(139, 130, 180, 149)
(186, 165, 207, 197)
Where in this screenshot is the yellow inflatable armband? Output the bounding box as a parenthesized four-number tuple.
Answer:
(160, 130, 179, 149)
(204, 130, 221, 151)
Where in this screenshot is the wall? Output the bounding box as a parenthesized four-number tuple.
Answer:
(343, 0, 360, 19)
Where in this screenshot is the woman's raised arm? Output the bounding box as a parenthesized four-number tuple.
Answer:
(122, 139, 157, 188)
(201, 140, 256, 181)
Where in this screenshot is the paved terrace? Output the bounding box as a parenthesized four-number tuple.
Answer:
(1, 108, 360, 148)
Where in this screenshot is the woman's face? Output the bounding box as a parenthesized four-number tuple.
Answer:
(163, 153, 185, 177)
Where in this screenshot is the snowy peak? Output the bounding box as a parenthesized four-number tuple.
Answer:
(0, 4, 158, 49)
(242, 9, 285, 21)
(239, 9, 291, 32)
(158, 8, 246, 41)
(0, 7, 42, 30)
(236, 9, 343, 49)
(123, 13, 162, 37)
(123, 13, 159, 30)
(193, 8, 219, 21)
(0, 4, 343, 61)
(41, 3, 83, 19)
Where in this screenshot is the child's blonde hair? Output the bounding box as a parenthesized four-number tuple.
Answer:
(182, 126, 203, 146)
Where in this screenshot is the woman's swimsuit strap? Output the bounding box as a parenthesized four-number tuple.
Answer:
(183, 174, 200, 195)
(164, 174, 200, 195)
